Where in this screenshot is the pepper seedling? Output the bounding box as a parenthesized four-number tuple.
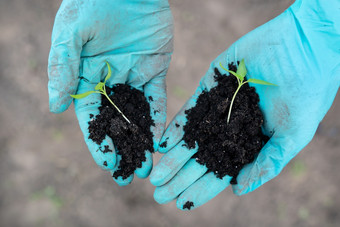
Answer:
(219, 59, 277, 124)
(70, 61, 131, 124)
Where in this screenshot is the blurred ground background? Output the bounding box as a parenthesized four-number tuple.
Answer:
(0, 0, 339, 226)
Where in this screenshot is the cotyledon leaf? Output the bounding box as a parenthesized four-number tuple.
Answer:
(104, 61, 112, 83)
(227, 70, 244, 82)
(70, 90, 98, 99)
(247, 78, 278, 86)
(219, 62, 243, 82)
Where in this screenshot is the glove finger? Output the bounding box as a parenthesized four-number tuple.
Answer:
(144, 74, 167, 152)
(74, 80, 117, 171)
(150, 140, 198, 186)
(177, 172, 232, 211)
(48, 2, 84, 113)
(232, 134, 305, 196)
(112, 174, 134, 186)
(134, 150, 153, 179)
(154, 159, 207, 204)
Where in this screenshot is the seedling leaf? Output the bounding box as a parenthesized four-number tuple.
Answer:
(95, 82, 105, 91)
(104, 61, 112, 83)
(236, 59, 247, 79)
(219, 62, 243, 82)
(247, 78, 278, 86)
(70, 90, 97, 99)
(227, 70, 243, 82)
(219, 62, 228, 72)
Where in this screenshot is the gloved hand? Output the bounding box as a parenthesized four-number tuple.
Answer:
(150, 0, 339, 210)
(48, 0, 173, 186)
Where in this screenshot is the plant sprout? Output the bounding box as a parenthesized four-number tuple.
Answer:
(70, 61, 131, 124)
(219, 59, 277, 124)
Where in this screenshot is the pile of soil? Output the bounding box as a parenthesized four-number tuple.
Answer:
(183, 63, 269, 184)
(88, 84, 154, 179)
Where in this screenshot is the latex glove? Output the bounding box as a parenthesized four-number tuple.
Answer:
(150, 0, 339, 210)
(48, 0, 173, 186)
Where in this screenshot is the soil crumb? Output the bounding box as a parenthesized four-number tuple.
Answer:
(183, 201, 194, 210)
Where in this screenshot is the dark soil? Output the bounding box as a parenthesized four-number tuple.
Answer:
(183, 201, 194, 210)
(88, 84, 154, 179)
(159, 141, 167, 148)
(183, 63, 269, 184)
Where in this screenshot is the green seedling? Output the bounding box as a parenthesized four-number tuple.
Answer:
(70, 61, 131, 124)
(219, 59, 277, 124)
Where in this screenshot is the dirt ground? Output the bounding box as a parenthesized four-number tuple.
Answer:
(0, 0, 339, 226)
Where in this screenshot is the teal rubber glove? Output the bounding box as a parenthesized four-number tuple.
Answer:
(48, 0, 173, 186)
(150, 0, 339, 210)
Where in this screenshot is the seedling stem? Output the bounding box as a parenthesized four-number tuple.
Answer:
(102, 87, 131, 123)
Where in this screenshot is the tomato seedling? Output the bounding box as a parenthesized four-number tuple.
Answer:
(70, 61, 131, 123)
(219, 59, 277, 124)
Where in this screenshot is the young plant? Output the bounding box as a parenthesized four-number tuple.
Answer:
(70, 61, 131, 124)
(219, 59, 277, 124)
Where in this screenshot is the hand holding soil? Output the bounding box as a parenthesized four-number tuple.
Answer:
(71, 63, 158, 183)
(48, 0, 173, 186)
(150, 0, 340, 210)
